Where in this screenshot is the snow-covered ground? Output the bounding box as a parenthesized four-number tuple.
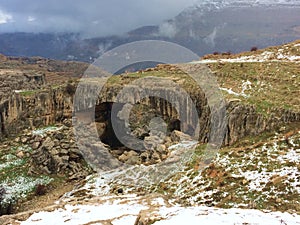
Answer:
(188, 0, 300, 13)
(15, 195, 300, 225)
(152, 206, 300, 225)
(192, 42, 300, 64)
(219, 80, 252, 98)
(20, 195, 147, 225)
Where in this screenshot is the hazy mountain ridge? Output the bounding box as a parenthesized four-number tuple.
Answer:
(0, 0, 299, 62)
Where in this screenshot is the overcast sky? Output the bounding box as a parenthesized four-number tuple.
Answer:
(0, 0, 197, 37)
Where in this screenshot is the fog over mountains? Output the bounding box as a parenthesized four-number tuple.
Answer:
(0, 0, 300, 62)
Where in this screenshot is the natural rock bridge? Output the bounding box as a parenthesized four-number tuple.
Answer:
(1, 73, 300, 147)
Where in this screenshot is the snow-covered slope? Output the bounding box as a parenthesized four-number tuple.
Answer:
(195, 40, 300, 63)
(14, 196, 300, 225)
(192, 0, 300, 10)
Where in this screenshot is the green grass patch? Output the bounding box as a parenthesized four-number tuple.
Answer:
(18, 90, 37, 97)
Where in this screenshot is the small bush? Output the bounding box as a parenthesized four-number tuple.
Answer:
(0, 186, 13, 216)
(35, 184, 47, 196)
(213, 51, 219, 55)
(222, 51, 231, 56)
(251, 46, 258, 51)
(65, 83, 76, 96)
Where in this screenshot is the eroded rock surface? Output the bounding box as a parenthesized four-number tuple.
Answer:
(14, 123, 91, 180)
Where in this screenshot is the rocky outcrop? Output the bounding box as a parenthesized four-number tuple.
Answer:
(14, 123, 90, 180)
(0, 72, 47, 137)
(0, 80, 300, 145)
(0, 87, 73, 139)
(224, 101, 300, 145)
(1, 71, 300, 147)
(0, 72, 45, 100)
(74, 78, 300, 146)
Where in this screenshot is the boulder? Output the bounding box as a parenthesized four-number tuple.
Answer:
(144, 135, 163, 150)
(125, 155, 141, 165)
(42, 137, 55, 150)
(118, 150, 138, 162)
(170, 130, 193, 143)
(156, 144, 167, 154)
(140, 151, 149, 162)
(31, 141, 41, 150)
(95, 122, 106, 137)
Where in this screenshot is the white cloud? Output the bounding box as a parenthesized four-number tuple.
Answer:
(27, 16, 36, 22)
(0, 10, 12, 24)
(159, 22, 177, 38)
(0, 0, 198, 37)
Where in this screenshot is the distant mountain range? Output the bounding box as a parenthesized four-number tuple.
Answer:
(0, 0, 300, 62)
(192, 0, 300, 8)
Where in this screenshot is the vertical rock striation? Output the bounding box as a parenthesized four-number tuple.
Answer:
(1, 82, 299, 145)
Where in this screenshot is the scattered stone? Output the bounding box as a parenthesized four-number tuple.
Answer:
(32, 141, 41, 150)
(21, 137, 28, 144)
(110, 149, 124, 156)
(170, 130, 193, 143)
(42, 137, 55, 150)
(279, 126, 286, 132)
(54, 133, 64, 140)
(163, 136, 172, 147)
(118, 150, 138, 162)
(16, 151, 24, 158)
(144, 135, 163, 150)
(60, 143, 70, 149)
(242, 179, 248, 185)
(156, 144, 167, 154)
(151, 152, 161, 161)
(270, 175, 286, 185)
(125, 155, 141, 165)
(140, 152, 149, 162)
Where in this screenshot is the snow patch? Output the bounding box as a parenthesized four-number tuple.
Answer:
(153, 206, 300, 225)
(32, 126, 63, 136)
(1, 176, 53, 205)
(21, 196, 148, 225)
(219, 80, 251, 98)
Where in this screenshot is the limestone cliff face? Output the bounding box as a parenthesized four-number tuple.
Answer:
(225, 102, 300, 145)
(1, 81, 299, 145)
(0, 94, 25, 136)
(74, 79, 209, 136)
(74, 80, 300, 146)
(0, 88, 72, 138)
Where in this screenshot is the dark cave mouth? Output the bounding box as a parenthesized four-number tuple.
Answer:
(94, 102, 183, 165)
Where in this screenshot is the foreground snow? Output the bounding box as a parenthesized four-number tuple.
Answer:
(17, 195, 300, 225)
(20, 195, 146, 225)
(153, 207, 300, 225)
